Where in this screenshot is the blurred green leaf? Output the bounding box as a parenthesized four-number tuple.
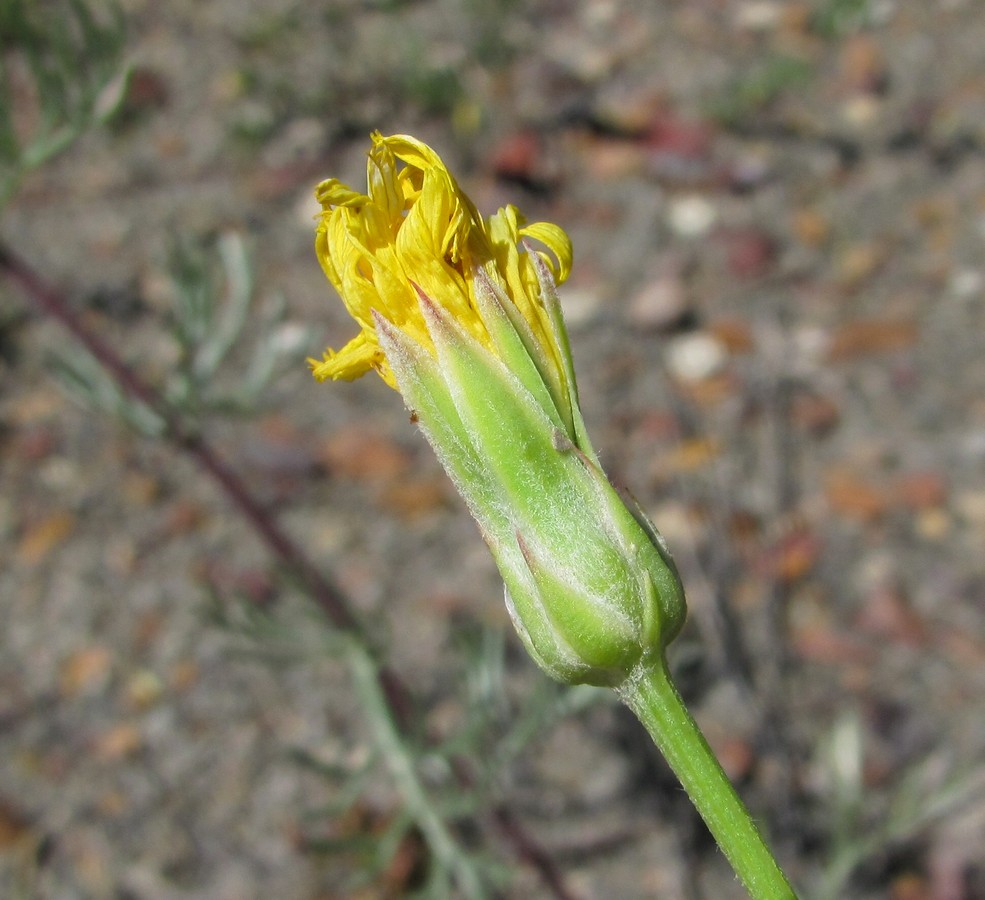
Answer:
(709, 54, 814, 128)
(0, 0, 126, 207)
(812, 0, 875, 39)
(50, 347, 166, 437)
(47, 231, 310, 456)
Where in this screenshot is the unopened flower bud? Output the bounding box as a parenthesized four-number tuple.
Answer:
(311, 133, 686, 686)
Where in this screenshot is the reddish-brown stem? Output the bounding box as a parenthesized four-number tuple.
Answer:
(0, 242, 357, 629)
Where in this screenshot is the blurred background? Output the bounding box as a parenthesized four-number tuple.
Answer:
(2, 0, 985, 897)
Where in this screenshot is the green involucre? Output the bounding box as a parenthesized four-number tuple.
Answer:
(377, 277, 685, 687)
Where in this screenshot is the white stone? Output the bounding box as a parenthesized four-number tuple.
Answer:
(949, 269, 983, 300)
(734, 2, 783, 31)
(665, 332, 727, 382)
(667, 195, 717, 238)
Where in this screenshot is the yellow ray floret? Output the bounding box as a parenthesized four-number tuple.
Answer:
(309, 132, 572, 389)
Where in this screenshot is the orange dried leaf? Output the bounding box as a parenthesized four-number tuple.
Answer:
(825, 469, 889, 521)
(378, 477, 451, 519)
(59, 646, 113, 697)
(791, 208, 830, 248)
(662, 438, 722, 474)
(94, 724, 143, 761)
(828, 320, 917, 360)
(710, 319, 755, 354)
(0, 800, 34, 849)
(761, 528, 821, 582)
(894, 471, 947, 510)
(16, 511, 75, 565)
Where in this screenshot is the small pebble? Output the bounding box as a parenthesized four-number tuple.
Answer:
(666, 195, 717, 238)
(916, 508, 950, 540)
(665, 332, 727, 382)
(734, 1, 783, 31)
(956, 490, 985, 525)
(949, 269, 982, 299)
(125, 669, 165, 711)
(841, 94, 882, 127)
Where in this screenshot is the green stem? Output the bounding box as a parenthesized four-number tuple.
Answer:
(618, 658, 797, 899)
(346, 641, 488, 899)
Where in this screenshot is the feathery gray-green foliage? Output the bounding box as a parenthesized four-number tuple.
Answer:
(0, 0, 126, 208)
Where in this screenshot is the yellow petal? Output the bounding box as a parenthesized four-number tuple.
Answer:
(308, 330, 393, 386)
(311, 133, 575, 396)
(315, 179, 369, 209)
(520, 221, 573, 284)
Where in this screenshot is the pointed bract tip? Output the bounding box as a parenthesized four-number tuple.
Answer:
(412, 283, 460, 344)
(409, 280, 433, 305)
(473, 268, 501, 302)
(522, 240, 550, 278)
(371, 308, 408, 363)
(370, 307, 395, 336)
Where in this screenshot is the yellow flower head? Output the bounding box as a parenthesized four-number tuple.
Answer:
(309, 132, 572, 390)
(308, 133, 688, 690)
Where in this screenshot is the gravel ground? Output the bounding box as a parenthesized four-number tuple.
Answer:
(3, 1, 985, 897)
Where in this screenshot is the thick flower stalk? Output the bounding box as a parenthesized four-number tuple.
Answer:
(310, 132, 796, 898)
